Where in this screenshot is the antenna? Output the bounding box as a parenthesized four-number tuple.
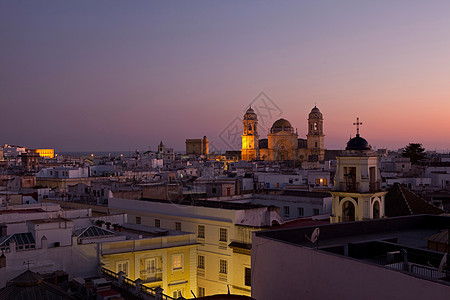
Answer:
(305, 227, 320, 249)
(438, 253, 447, 273)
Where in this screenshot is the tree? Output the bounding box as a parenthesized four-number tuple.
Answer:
(402, 143, 426, 164)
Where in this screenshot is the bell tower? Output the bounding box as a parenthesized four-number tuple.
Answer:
(241, 106, 259, 161)
(307, 106, 325, 160)
(330, 118, 386, 223)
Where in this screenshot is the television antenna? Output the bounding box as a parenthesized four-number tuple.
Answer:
(305, 227, 320, 249)
(438, 253, 447, 273)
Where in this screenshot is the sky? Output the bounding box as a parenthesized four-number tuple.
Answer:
(1, 1, 450, 152)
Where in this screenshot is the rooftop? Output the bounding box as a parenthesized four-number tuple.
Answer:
(256, 215, 450, 284)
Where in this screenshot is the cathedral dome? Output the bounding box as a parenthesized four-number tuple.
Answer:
(272, 118, 292, 129)
(271, 118, 294, 134)
(309, 106, 323, 119)
(346, 134, 371, 150)
(244, 106, 257, 120)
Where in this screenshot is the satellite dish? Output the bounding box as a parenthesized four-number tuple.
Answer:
(305, 228, 320, 244)
(438, 253, 447, 273)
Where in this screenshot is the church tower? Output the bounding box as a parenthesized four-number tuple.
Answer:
(241, 107, 259, 161)
(330, 118, 386, 223)
(306, 106, 325, 161)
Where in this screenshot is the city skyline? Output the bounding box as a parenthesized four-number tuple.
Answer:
(2, 1, 450, 152)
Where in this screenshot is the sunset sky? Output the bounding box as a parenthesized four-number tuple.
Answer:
(1, 1, 450, 152)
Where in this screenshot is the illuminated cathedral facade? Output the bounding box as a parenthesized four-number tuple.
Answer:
(241, 106, 325, 162)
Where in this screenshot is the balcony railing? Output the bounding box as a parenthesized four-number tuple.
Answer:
(101, 267, 175, 300)
(140, 270, 162, 283)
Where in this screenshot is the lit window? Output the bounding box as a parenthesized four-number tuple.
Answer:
(172, 254, 183, 270)
(116, 261, 129, 276)
(198, 255, 205, 269)
(219, 259, 227, 274)
(175, 222, 181, 231)
(155, 219, 160, 228)
(219, 228, 227, 242)
(198, 225, 205, 238)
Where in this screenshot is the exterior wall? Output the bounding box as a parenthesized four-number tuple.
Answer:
(334, 155, 381, 193)
(248, 194, 331, 220)
(186, 137, 209, 155)
(101, 238, 197, 298)
(252, 235, 450, 300)
(108, 198, 236, 296)
(0, 237, 99, 288)
(141, 184, 183, 200)
(330, 192, 386, 223)
(255, 173, 302, 189)
(107, 197, 276, 297)
(36, 149, 55, 158)
(36, 177, 93, 189)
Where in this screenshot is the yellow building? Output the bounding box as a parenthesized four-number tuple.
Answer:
(36, 149, 55, 158)
(108, 197, 284, 298)
(101, 230, 197, 299)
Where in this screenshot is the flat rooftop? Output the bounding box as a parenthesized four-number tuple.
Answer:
(256, 215, 450, 284)
(140, 197, 268, 210)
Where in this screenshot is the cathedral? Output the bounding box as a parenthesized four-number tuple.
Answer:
(241, 106, 325, 162)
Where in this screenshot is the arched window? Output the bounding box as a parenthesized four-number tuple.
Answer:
(342, 201, 355, 222)
(373, 201, 380, 219)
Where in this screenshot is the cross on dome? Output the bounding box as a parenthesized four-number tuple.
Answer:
(353, 117, 363, 136)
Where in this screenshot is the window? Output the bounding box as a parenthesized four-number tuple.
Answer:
(198, 287, 205, 297)
(172, 254, 183, 270)
(173, 289, 183, 299)
(212, 187, 217, 194)
(198, 225, 205, 238)
(155, 219, 160, 228)
(313, 209, 320, 215)
(283, 206, 290, 217)
(245, 267, 251, 286)
(198, 255, 205, 269)
(136, 216, 141, 224)
(116, 261, 129, 276)
(219, 228, 227, 242)
(175, 222, 181, 231)
(219, 259, 227, 274)
(298, 207, 304, 217)
(145, 258, 157, 274)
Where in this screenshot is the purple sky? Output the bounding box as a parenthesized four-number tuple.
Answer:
(2, 1, 450, 152)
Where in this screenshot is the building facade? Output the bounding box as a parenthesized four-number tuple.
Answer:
(241, 106, 325, 162)
(330, 126, 386, 223)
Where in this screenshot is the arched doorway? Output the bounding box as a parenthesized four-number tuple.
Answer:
(373, 201, 380, 219)
(342, 201, 355, 222)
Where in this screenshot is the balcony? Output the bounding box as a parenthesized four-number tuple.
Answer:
(140, 269, 162, 283)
